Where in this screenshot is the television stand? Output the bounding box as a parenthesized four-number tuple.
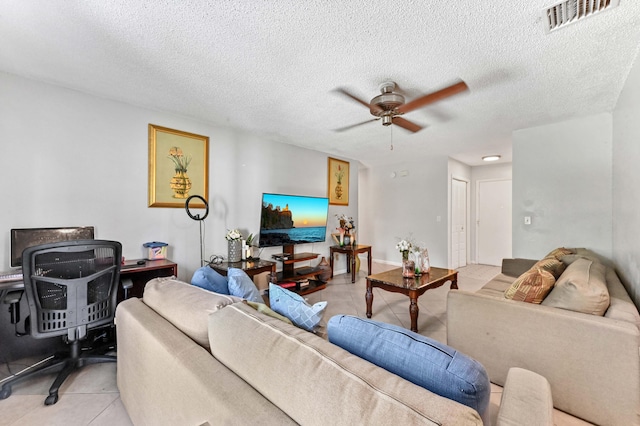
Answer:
(271, 245, 325, 295)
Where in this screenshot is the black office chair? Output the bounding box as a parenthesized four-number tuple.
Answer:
(0, 239, 122, 405)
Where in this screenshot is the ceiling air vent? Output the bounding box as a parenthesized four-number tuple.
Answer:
(544, 0, 620, 33)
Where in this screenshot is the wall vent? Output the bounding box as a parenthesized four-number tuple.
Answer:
(544, 0, 620, 33)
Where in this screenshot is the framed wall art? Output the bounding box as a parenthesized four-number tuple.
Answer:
(328, 157, 349, 205)
(148, 124, 209, 208)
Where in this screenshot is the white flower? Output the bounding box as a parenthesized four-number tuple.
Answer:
(395, 239, 412, 252)
(225, 229, 242, 241)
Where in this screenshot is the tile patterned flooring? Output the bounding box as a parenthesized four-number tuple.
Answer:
(0, 262, 591, 425)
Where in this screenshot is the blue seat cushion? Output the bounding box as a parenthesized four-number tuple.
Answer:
(227, 268, 263, 303)
(327, 315, 490, 418)
(191, 266, 230, 295)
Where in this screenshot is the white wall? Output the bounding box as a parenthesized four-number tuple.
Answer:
(613, 49, 640, 308)
(512, 113, 613, 260)
(360, 156, 449, 267)
(0, 72, 358, 281)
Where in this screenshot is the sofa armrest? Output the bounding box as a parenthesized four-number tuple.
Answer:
(501, 258, 537, 277)
(496, 368, 553, 426)
(447, 290, 640, 426)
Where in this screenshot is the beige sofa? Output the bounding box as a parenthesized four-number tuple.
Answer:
(447, 254, 640, 426)
(116, 277, 553, 425)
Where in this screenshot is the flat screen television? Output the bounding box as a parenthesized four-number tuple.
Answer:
(259, 193, 329, 248)
(10, 226, 95, 268)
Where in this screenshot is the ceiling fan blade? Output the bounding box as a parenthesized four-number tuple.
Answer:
(333, 88, 384, 114)
(333, 118, 379, 132)
(392, 116, 423, 133)
(396, 81, 469, 114)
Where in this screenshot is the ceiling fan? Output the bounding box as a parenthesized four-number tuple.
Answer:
(334, 80, 469, 133)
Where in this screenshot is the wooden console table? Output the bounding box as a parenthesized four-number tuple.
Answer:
(210, 259, 276, 279)
(329, 244, 372, 283)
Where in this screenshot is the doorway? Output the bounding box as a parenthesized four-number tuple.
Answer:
(451, 178, 468, 269)
(477, 179, 512, 266)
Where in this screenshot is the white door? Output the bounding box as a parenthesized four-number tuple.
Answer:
(451, 178, 468, 269)
(477, 179, 512, 266)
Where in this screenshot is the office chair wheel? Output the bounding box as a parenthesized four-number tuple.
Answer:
(0, 385, 11, 400)
(45, 393, 58, 405)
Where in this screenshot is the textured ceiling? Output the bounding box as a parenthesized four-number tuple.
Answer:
(1, 1, 639, 167)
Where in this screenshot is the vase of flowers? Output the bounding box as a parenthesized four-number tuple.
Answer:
(168, 146, 192, 199)
(226, 229, 242, 262)
(402, 259, 415, 278)
(396, 239, 412, 262)
(336, 214, 355, 246)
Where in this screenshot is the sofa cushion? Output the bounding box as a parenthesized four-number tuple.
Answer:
(564, 248, 613, 267)
(268, 283, 326, 331)
(541, 258, 610, 315)
(207, 302, 483, 425)
(227, 268, 263, 303)
(327, 315, 490, 420)
(545, 247, 575, 261)
(191, 266, 230, 295)
(477, 274, 514, 298)
(534, 257, 566, 280)
(504, 267, 556, 304)
(245, 300, 293, 325)
(143, 277, 242, 348)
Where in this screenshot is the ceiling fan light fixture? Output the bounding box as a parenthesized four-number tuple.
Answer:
(333, 79, 469, 134)
(482, 155, 501, 162)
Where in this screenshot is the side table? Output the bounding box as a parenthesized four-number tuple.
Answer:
(329, 245, 372, 283)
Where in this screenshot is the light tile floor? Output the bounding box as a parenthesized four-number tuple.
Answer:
(0, 263, 591, 425)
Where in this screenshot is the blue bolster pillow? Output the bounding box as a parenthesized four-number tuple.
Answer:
(327, 315, 490, 418)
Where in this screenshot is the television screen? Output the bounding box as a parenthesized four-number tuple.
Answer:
(259, 193, 329, 248)
(10, 226, 95, 267)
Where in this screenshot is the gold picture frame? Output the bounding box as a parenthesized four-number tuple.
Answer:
(148, 124, 209, 208)
(328, 157, 349, 205)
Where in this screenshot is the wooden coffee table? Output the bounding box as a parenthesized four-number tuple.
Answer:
(366, 267, 458, 333)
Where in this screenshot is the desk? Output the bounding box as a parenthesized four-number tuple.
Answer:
(1, 258, 178, 300)
(117, 259, 178, 300)
(329, 245, 372, 283)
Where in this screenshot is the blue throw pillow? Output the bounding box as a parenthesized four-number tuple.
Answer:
(227, 268, 262, 303)
(327, 315, 490, 419)
(191, 266, 230, 295)
(269, 283, 327, 332)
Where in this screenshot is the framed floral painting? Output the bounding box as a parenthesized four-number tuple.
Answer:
(328, 157, 349, 205)
(148, 124, 209, 208)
